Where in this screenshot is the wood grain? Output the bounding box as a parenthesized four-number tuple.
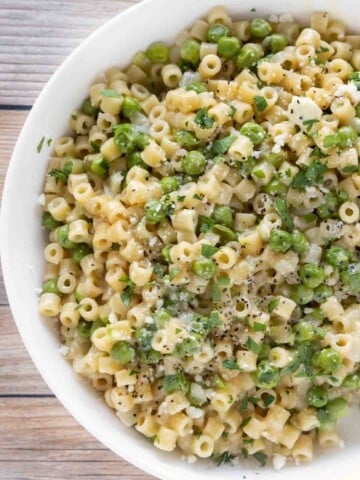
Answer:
(0, 306, 51, 395)
(0, 110, 28, 198)
(0, 0, 139, 106)
(0, 1, 155, 478)
(0, 398, 154, 480)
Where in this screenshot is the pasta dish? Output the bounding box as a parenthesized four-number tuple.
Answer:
(38, 6, 360, 468)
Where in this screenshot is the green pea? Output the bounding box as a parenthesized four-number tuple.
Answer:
(134, 131, 151, 150)
(140, 349, 161, 364)
(127, 151, 149, 170)
(174, 129, 199, 148)
(77, 319, 91, 338)
(240, 122, 266, 145)
(132, 51, 150, 69)
(236, 44, 262, 69)
(294, 321, 316, 342)
(290, 285, 314, 305)
(316, 409, 336, 432)
(154, 308, 172, 329)
(81, 97, 97, 116)
(212, 205, 233, 228)
(314, 284, 332, 303)
(206, 23, 230, 43)
(299, 264, 325, 289)
(42, 278, 61, 295)
(254, 360, 279, 388)
(326, 246, 351, 269)
(192, 258, 217, 280)
(144, 199, 167, 224)
(185, 81, 207, 94)
(269, 229, 292, 253)
(263, 151, 287, 168)
(327, 397, 348, 419)
(250, 18, 272, 38)
(146, 42, 169, 63)
(91, 155, 109, 176)
(213, 224, 237, 242)
(73, 243, 92, 264)
(342, 372, 360, 390)
(264, 178, 287, 195)
(341, 262, 360, 292)
(307, 385, 328, 408)
(113, 123, 135, 154)
(135, 327, 153, 351)
(42, 211, 61, 231)
(336, 126, 358, 148)
(263, 33, 287, 53)
(160, 176, 180, 193)
(175, 334, 203, 357)
(315, 348, 342, 373)
(180, 39, 201, 65)
(162, 244, 172, 262)
(291, 230, 309, 254)
(181, 150, 206, 175)
(56, 225, 76, 249)
(122, 96, 142, 119)
(111, 341, 135, 365)
(217, 36, 241, 58)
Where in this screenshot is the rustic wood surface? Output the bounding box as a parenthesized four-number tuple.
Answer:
(0, 1, 155, 478)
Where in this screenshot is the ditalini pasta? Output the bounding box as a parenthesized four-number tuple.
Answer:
(39, 6, 360, 469)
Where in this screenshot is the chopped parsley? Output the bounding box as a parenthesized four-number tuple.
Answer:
(168, 267, 181, 281)
(162, 372, 190, 394)
(201, 244, 219, 258)
(253, 451, 267, 467)
(222, 358, 240, 370)
(195, 107, 215, 129)
(37, 136, 46, 153)
(291, 160, 327, 190)
(274, 197, 294, 230)
(254, 321, 266, 332)
(211, 135, 236, 155)
(268, 298, 280, 313)
(153, 264, 165, 279)
(212, 451, 236, 466)
(119, 276, 136, 307)
(246, 337, 261, 355)
(254, 95, 268, 112)
(303, 118, 319, 134)
(49, 160, 73, 183)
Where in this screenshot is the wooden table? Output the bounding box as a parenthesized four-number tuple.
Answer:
(0, 1, 154, 478)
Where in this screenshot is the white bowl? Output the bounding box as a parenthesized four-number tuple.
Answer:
(2, 0, 360, 478)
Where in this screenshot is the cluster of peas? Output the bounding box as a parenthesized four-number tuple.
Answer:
(146, 18, 288, 71)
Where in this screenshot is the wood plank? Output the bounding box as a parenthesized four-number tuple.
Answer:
(0, 110, 28, 199)
(0, 306, 51, 395)
(0, 110, 28, 307)
(0, 398, 154, 480)
(0, 0, 141, 106)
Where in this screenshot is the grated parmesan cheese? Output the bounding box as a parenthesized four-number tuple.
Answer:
(273, 455, 287, 470)
(335, 82, 360, 104)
